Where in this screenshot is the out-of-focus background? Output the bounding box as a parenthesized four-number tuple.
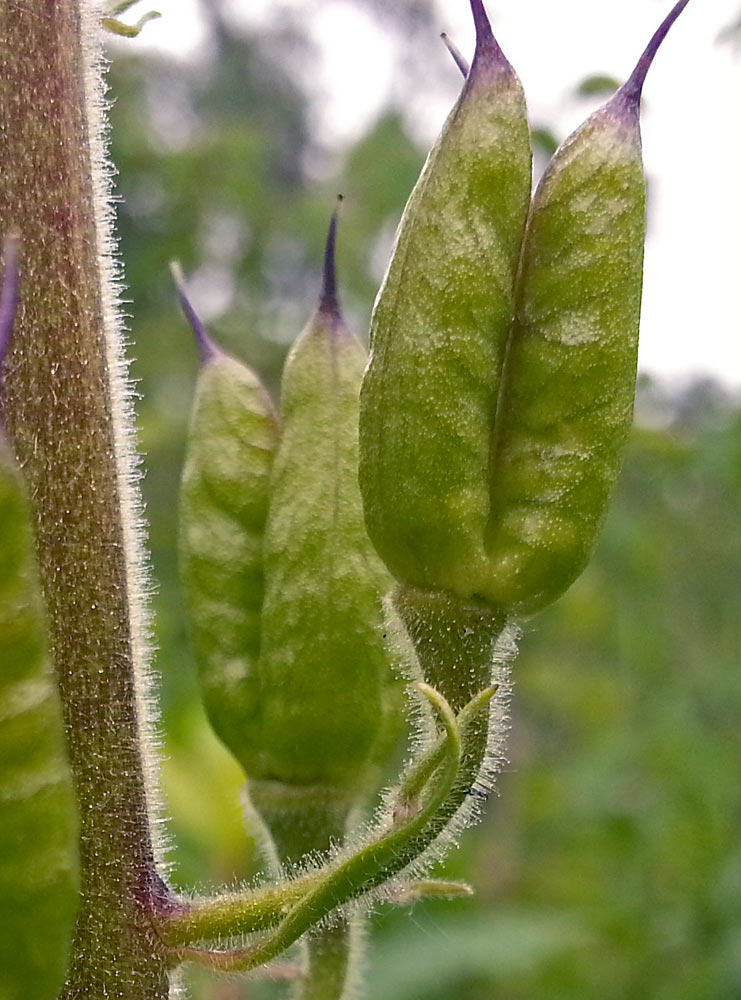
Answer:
(106, 1, 741, 997)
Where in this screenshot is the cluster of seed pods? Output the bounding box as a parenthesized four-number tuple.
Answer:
(176, 211, 402, 862)
(360, 0, 689, 619)
(0, 0, 692, 989)
(172, 0, 690, 961)
(177, 0, 689, 850)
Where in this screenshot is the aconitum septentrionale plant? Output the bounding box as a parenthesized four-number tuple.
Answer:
(0, 1, 689, 997)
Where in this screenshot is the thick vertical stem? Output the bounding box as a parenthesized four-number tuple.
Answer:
(0, 2, 169, 996)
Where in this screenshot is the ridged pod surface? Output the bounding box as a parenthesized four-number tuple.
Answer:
(360, 0, 689, 619)
(177, 272, 280, 770)
(359, 0, 532, 600)
(178, 218, 395, 796)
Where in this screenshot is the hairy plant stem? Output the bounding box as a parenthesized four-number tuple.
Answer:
(301, 921, 355, 1000)
(0, 3, 169, 996)
(393, 587, 508, 824)
(247, 779, 357, 999)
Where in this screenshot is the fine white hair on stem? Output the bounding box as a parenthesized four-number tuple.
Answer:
(331, 611, 518, 916)
(80, 0, 168, 872)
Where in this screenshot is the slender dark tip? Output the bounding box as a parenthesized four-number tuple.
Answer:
(319, 196, 343, 318)
(469, 0, 493, 46)
(468, 0, 511, 77)
(0, 233, 20, 378)
(170, 262, 220, 364)
(616, 0, 690, 110)
(441, 32, 470, 79)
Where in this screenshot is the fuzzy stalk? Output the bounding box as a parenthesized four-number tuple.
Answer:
(0, 3, 169, 997)
(301, 921, 355, 1000)
(391, 587, 508, 826)
(246, 780, 356, 999)
(162, 686, 497, 961)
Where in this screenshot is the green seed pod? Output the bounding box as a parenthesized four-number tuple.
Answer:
(484, 0, 689, 616)
(256, 213, 394, 793)
(359, 0, 532, 602)
(176, 265, 280, 770)
(178, 216, 399, 811)
(360, 0, 688, 619)
(0, 238, 79, 1000)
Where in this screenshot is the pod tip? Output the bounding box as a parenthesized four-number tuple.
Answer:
(319, 196, 344, 319)
(0, 232, 20, 379)
(469, 0, 493, 45)
(614, 0, 690, 113)
(468, 0, 509, 73)
(170, 261, 221, 364)
(441, 32, 470, 79)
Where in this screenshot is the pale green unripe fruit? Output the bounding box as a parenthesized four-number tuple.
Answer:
(485, 100, 646, 615)
(360, 0, 688, 620)
(257, 300, 394, 789)
(359, 7, 532, 604)
(179, 346, 279, 769)
(178, 218, 398, 798)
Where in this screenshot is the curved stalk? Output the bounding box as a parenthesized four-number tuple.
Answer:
(163, 684, 498, 966)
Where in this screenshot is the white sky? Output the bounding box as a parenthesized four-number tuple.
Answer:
(123, 0, 741, 389)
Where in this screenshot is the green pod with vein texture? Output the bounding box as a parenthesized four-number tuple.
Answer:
(177, 267, 280, 770)
(483, 0, 689, 616)
(360, 0, 688, 619)
(177, 217, 397, 797)
(359, 0, 532, 602)
(256, 215, 394, 792)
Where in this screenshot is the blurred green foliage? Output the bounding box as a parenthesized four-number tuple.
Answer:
(108, 7, 741, 998)
(575, 73, 621, 98)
